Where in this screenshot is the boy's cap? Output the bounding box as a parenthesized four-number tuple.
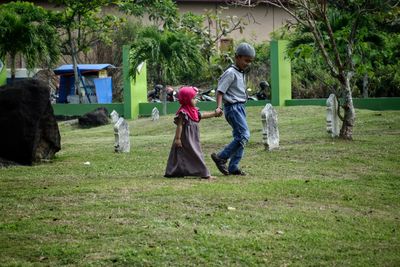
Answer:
(235, 42, 255, 57)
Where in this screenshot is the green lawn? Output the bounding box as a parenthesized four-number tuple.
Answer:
(1, 106, 399, 266)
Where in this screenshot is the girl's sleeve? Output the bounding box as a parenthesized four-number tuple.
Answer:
(173, 112, 188, 125)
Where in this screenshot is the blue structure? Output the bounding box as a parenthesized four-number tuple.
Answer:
(53, 64, 114, 103)
(94, 77, 113, 103)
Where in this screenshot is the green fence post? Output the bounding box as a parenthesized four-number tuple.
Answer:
(0, 59, 6, 86)
(270, 40, 292, 106)
(123, 45, 148, 119)
(131, 61, 147, 119)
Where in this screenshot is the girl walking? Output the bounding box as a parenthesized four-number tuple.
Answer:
(165, 86, 218, 180)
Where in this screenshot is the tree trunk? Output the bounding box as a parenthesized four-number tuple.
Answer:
(162, 87, 167, 116)
(68, 29, 81, 102)
(159, 69, 167, 116)
(340, 76, 356, 140)
(71, 51, 81, 101)
(362, 73, 368, 98)
(10, 54, 16, 82)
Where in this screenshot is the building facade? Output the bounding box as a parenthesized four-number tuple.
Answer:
(176, 0, 290, 43)
(2, 0, 290, 69)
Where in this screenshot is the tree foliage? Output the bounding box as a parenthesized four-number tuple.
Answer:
(52, 0, 123, 56)
(49, 0, 122, 98)
(51, 0, 182, 100)
(160, 8, 249, 87)
(129, 26, 205, 86)
(280, 1, 400, 98)
(0, 1, 60, 80)
(233, 0, 398, 139)
(115, 1, 248, 89)
(118, 0, 178, 27)
(353, 6, 400, 97)
(176, 8, 247, 62)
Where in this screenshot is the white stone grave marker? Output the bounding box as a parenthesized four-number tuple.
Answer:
(326, 94, 340, 137)
(114, 118, 130, 153)
(261, 104, 280, 151)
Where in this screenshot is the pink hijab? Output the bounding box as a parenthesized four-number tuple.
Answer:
(176, 86, 199, 122)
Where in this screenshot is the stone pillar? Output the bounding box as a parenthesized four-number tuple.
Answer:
(326, 94, 340, 137)
(114, 118, 130, 153)
(261, 104, 280, 151)
(270, 40, 292, 106)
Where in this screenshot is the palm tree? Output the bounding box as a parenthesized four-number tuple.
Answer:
(129, 26, 205, 86)
(0, 2, 60, 81)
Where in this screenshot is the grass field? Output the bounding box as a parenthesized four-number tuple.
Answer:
(1, 106, 399, 266)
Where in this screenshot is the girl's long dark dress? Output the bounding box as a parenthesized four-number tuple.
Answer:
(164, 112, 210, 178)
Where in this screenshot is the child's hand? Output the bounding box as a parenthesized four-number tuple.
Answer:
(215, 107, 223, 117)
(175, 138, 182, 147)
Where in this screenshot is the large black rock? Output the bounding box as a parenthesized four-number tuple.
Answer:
(0, 79, 61, 165)
(78, 107, 110, 127)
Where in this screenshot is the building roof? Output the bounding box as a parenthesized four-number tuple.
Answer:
(53, 64, 114, 75)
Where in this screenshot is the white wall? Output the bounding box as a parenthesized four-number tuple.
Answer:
(177, 3, 291, 42)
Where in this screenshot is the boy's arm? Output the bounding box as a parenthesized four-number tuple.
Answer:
(215, 69, 233, 117)
(215, 92, 224, 117)
(174, 116, 183, 147)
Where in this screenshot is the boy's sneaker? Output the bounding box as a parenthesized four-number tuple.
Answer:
(211, 153, 229, 175)
(229, 169, 246, 176)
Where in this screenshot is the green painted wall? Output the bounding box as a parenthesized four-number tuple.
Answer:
(0, 59, 6, 86)
(270, 40, 292, 106)
(123, 45, 148, 119)
(243, 100, 271, 107)
(139, 102, 180, 116)
(139, 98, 399, 116)
(285, 99, 326, 107)
(139, 100, 271, 116)
(285, 98, 400, 110)
(352, 97, 400, 110)
(53, 103, 124, 116)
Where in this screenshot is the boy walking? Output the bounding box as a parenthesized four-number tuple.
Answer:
(212, 42, 255, 176)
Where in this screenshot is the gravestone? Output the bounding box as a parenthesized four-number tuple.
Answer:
(114, 118, 130, 153)
(326, 94, 340, 137)
(110, 110, 119, 124)
(261, 104, 279, 151)
(0, 79, 61, 165)
(151, 107, 160, 121)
